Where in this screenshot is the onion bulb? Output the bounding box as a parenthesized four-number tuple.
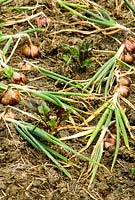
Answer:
(30, 45, 39, 58)
(124, 39, 135, 52)
(22, 45, 31, 57)
(104, 134, 116, 149)
(0, 88, 21, 106)
(121, 52, 134, 64)
(12, 72, 27, 84)
(116, 85, 130, 98)
(37, 15, 47, 27)
(119, 76, 131, 87)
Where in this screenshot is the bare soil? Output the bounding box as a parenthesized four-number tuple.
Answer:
(0, 0, 135, 200)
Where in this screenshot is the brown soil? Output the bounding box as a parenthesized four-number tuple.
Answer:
(0, 0, 135, 200)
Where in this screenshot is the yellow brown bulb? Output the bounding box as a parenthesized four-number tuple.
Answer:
(119, 76, 131, 87)
(12, 72, 27, 84)
(0, 88, 21, 106)
(22, 44, 39, 58)
(124, 39, 135, 52)
(121, 52, 134, 64)
(116, 85, 130, 98)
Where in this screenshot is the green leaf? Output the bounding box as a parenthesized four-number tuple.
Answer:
(0, 0, 12, 3)
(64, 45, 80, 56)
(117, 108, 129, 149)
(81, 57, 95, 68)
(123, 0, 135, 15)
(2, 37, 13, 55)
(39, 66, 84, 89)
(62, 54, 72, 63)
(104, 60, 116, 96)
(98, 8, 116, 23)
(4, 67, 14, 79)
(80, 40, 93, 51)
(15, 124, 71, 178)
(86, 107, 111, 147)
(38, 102, 50, 115)
(83, 56, 115, 90)
(131, 168, 135, 175)
(0, 34, 9, 42)
(89, 142, 103, 185)
(111, 108, 121, 170)
(47, 117, 57, 129)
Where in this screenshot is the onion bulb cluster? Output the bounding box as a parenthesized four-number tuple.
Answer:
(22, 44, 39, 58)
(121, 38, 135, 64)
(116, 76, 131, 98)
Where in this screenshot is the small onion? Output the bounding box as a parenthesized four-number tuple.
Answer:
(104, 138, 116, 149)
(119, 76, 131, 87)
(12, 72, 27, 84)
(104, 134, 116, 149)
(30, 45, 39, 58)
(22, 45, 31, 58)
(124, 39, 135, 52)
(123, 52, 134, 64)
(22, 44, 39, 58)
(37, 15, 47, 27)
(0, 88, 21, 106)
(20, 62, 33, 70)
(116, 85, 130, 98)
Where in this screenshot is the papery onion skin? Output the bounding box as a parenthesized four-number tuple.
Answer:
(30, 45, 39, 58)
(12, 72, 27, 84)
(119, 76, 131, 87)
(22, 45, 31, 58)
(124, 39, 135, 52)
(0, 88, 21, 106)
(116, 85, 130, 98)
(37, 15, 47, 27)
(22, 45, 39, 59)
(122, 52, 134, 64)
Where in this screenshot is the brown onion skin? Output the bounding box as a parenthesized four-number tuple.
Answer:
(12, 72, 27, 84)
(123, 52, 134, 64)
(30, 45, 39, 58)
(22, 45, 39, 58)
(116, 85, 130, 98)
(37, 15, 47, 27)
(120, 104, 127, 112)
(124, 39, 135, 52)
(104, 137, 116, 149)
(119, 76, 131, 87)
(121, 53, 125, 62)
(22, 45, 31, 57)
(20, 62, 36, 71)
(0, 88, 21, 106)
